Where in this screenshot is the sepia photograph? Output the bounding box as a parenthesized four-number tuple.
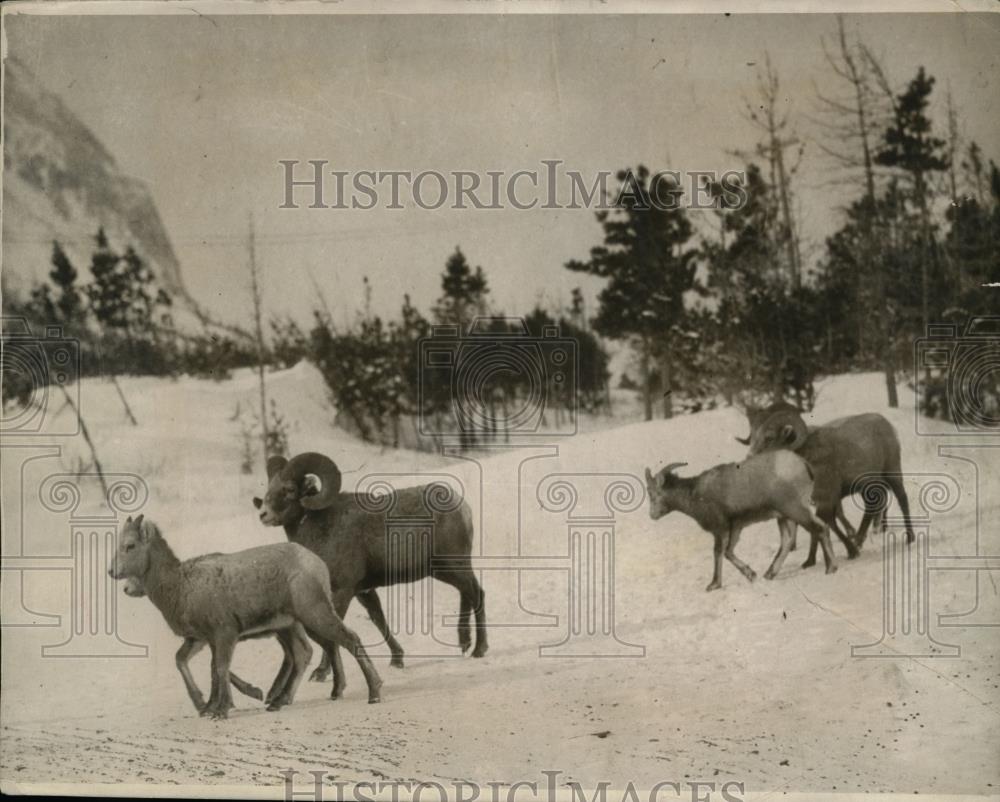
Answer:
(1, 2, 999, 799)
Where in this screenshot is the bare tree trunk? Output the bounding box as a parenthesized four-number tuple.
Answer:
(58, 384, 108, 497)
(110, 375, 138, 425)
(639, 338, 653, 422)
(247, 212, 270, 454)
(659, 352, 673, 419)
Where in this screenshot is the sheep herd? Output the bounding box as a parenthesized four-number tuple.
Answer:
(108, 403, 914, 720)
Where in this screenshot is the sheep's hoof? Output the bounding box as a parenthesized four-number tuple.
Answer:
(390, 655, 405, 669)
(472, 644, 488, 658)
(245, 685, 264, 702)
(330, 687, 345, 701)
(763, 569, 776, 581)
(743, 569, 757, 582)
(825, 564, 838, 575)
(265, 699, 287, 712)
(309, 668, 330, 683)
(705, 580, 722, 592)
(801, 558, 816, 569)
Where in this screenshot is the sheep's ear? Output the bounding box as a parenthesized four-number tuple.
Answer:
(134, 514, 147, 541)
(644, 467, 653, 483)
(780, 424, 796, 445)
(734, 435, 751, 446)
(252, 497, 263, 510)
(266, 455, 288, 480)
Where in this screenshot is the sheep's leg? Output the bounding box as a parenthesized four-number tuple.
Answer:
(854, 492, 885, 550)
(205, 633, 238, 720)
(764, 518, 795, 580)
(888, 475, 916, 545)
(267, 625, 312, 711)
(228, 672, 264, 702)
(315, 590, 352, 698)
(297, 598, 383, 704)
(835, 502, 858, 542)
(828, 512, 860, 559)
(470, 578, 488, 658)
(175, 638, 208, 713)
(805, 516, 838, 575)
(309, 593, 353, 685)
(706, 531, 725, 592)
(308, 651, 332, 683)
(723, 525, 756, 583)
(265, 632, 297, 707)
(439, 569, 489, 657)
(356, 589, 405, 668)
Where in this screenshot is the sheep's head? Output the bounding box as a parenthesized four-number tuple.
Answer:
(746, 408, 808, 455)
(644, 463, 687, 520)
(735, 401, 806, 453)
(253, 452, 342, 526)
(108, 514, 154, 582)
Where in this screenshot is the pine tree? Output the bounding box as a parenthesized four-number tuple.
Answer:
(566, 166, 697, 420)
(875, 66, 949, 335)
(433, 247, 490, 331)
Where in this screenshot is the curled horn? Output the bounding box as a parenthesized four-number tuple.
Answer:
(266, 455, 289, 479)
(281, 452, 342, 511)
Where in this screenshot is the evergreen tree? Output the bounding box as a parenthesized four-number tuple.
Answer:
(566, 166, 697, 420)
(433, 247, 490, 331)
(875, 67, 949, 333)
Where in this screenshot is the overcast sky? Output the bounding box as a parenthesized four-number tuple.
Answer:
(5, 11, 999, 328)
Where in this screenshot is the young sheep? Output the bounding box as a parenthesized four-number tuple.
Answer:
(122, 574, 313, 711)
(108, 515, 383, 719)
(644, 450, 837, 591)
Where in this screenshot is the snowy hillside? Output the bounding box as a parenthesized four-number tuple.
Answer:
(1, 367, 997, 795)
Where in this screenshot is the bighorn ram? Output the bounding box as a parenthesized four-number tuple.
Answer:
(253, 452, 487, 693)
(738, 404, 915, 566)
(644, 450, 836, 591)
(109, 515, 383, 719)
(123, 573, 313, 711)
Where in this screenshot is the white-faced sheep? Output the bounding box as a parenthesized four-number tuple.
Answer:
(253, 452, 486, 693)
(108, 515, 383, 719)
(738, 405, 915, 566)
(645, 450, 836, 591)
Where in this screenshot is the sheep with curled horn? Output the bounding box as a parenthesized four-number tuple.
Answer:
(644, 451, 837, 591)
(109, 515, 382, 719)
(122, 573, 314, 712)
(736, 401, 878, 547)
(738, 403, 914, 567)
(253, 452, 486, 694)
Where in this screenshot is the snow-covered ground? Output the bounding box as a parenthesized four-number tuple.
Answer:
(1, 366, 998, 796)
